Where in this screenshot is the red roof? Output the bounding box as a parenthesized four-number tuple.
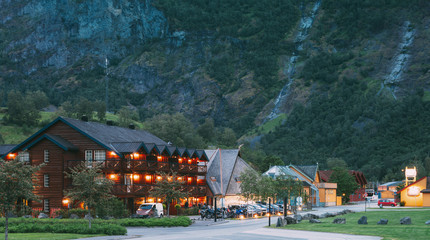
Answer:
(397, 176, 427, 193)
(319, 170, 367, 186)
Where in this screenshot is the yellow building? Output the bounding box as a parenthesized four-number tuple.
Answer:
(378, 181, 402, 199)
(317, 182, 338, 206)
(397, 177, 430, 207)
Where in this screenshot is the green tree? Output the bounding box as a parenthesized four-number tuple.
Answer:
(58, 101, 75, 118)
(75, 97, 93, 120)
(239, 168, 261, 201)
(330, 167, 359, 203)
(326, 158, 347, 169)
(150, 171, 187, 217)
(64, 162, 114, 228)
(197, 118, 215, 142)
(259, 155, 284, 173)
(94, 100, 106, 122)
(6, 90, 40, 126)
(0, 134, 4, 144)
(424, 156, 430, 176)
(144, 113, 205, 148)
(216, 127, 237, 148)
(0, 159, 41, 240)
(273, 175, 303, 207)
(28, 90, 49, 110)
(239, 169, 277, 201)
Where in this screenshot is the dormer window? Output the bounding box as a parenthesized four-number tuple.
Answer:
(210, 176, 216, 182)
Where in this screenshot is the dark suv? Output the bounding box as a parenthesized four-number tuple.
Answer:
(377, 199, 396, 207)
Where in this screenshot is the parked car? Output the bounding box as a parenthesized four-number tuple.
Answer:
(246, 205, 259, 217)
(378, 199, 396, 207)
(136, 203, 164, 218)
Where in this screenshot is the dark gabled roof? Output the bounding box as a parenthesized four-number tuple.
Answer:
(294, 165, 318, 181)
(177, 147, 188, 157)
(196, 150, 209, 161)
(1, 117, 209, 160)
(188, 149, 196, 158)
(166, 146, 179, 156)
(0, 145, 17, 156)
(1, 116, 167, 158)
(156, 145, 167, 155)
(205, 149, 253, 196)
(226, 156, 254, 195)
(142, 143, 157, 154)
(62, 117, 167, 147)
(111, 142, 142, 153)
(24, 134, 78, 151)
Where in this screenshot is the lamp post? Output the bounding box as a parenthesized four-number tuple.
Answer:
(214, 197, 217, 222)
(268, 198, 271, 227)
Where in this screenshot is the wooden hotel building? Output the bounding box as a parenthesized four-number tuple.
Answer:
(0, 117, 208, 215)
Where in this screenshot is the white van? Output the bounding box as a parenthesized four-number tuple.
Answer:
(136, 203, 164, 218)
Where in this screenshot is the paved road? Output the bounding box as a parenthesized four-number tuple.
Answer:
(81, 202, 383, 240)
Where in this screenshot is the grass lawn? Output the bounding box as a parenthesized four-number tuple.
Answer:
(279, 210, 430, 240)
(7, 233, 102, 240)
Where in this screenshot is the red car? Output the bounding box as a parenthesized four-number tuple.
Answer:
(378, 199, 396, 207)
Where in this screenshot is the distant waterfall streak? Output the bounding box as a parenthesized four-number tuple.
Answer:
(378, 21, 415, 99)
(265, 0, 321, 122)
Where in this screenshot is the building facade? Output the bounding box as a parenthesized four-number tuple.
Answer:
(1, 117, 208, 215)
(205, 149, 255, 207)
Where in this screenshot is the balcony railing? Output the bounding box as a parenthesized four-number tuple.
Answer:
(66, 159, 121, 171)
(112, 184, 207, 196)
(66, 160, 207, 174)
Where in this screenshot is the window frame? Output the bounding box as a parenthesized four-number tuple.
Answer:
(44, 174, 49, 187)
(94, 150, 106, 161)
(43, 199, 49, 213)
(18, 151, 30, 162)
(44, 150, 49, 163)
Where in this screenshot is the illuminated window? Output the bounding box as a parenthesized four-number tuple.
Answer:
(44, 150, 49, 163)
(18, 152, 30, 162)
(44, 174, 49, 187)
(94, 150, 106, 161)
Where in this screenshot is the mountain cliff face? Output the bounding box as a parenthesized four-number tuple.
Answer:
(2, 0, 430, 178)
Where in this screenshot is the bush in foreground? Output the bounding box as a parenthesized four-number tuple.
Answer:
(116, 216, 192, 227)
(0, 222, 126, 235)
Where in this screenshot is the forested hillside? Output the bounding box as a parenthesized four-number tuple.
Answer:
(1, 0, 430, 180)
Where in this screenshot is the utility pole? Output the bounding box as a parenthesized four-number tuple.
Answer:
(105, 57, 109, 113)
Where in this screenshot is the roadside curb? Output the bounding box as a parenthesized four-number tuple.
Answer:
(192, 220, 230, 226)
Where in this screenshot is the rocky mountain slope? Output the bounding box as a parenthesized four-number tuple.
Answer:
(1, 0, 430, 179)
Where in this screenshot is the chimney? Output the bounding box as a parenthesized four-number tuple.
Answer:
(128, 123, 135, 129)
(106, 120, 114, 126)
(81, 115, 88, 122)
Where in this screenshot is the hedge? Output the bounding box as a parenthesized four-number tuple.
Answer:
(0, 223, 126, 235)
(114, 216, 192, 227)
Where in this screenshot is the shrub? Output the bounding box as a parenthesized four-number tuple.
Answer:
(179, 207, 199, 216)
(68, 208, 92, 218)
(400, 201, 406, 206)
(95, 198, 128, 219)
(0, 221, 126, 235)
